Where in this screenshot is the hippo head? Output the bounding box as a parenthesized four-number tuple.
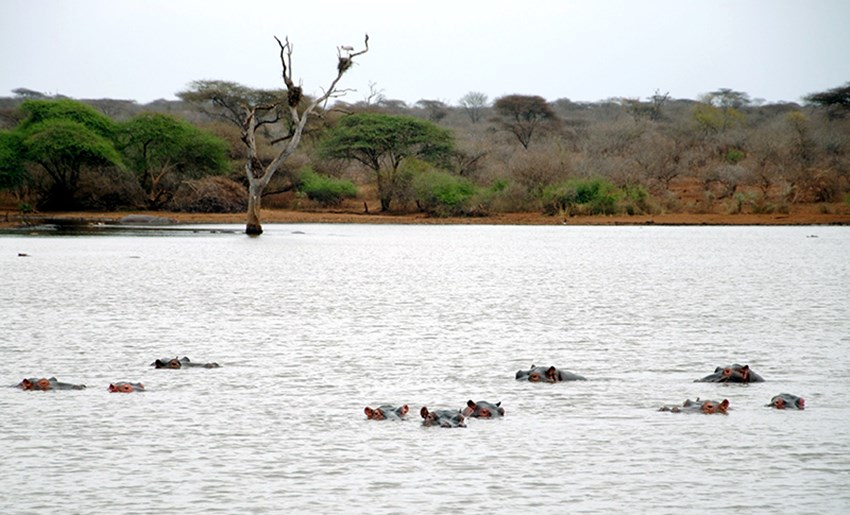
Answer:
(699, 399, 730, 414)
(722, 365, 750, 382)
(364, 405, 409, 420)
(516, 365, 560, 383)
(152, 357, 185, 369)
(420, 407, 466, 428)
(19, 377, 53, 390)
(108, 382, 145, 393)
(697, 364, 764, 383)
(463, 400, 505, 418)
(769, 393, 805, 410)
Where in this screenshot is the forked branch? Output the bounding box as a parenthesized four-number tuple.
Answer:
(274, 36, 302, 107)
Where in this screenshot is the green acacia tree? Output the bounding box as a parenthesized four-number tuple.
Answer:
(18, 98, 117, 139)
(22, 119, 124, 210)
(11, 99, 125, 209)
(120, 113, 230, 208)
(319, 113, 455, 211)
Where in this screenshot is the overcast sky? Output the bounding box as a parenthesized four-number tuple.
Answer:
(1, 0, 848, 106)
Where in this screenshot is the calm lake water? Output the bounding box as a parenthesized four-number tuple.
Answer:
(1, 224, 849, 514)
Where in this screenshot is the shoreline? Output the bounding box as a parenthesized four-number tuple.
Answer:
(3, 205, 850, 228)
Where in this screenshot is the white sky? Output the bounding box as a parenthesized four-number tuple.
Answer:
(1, 0, 848, 106)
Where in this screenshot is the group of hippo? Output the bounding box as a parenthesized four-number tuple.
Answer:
(366, 363, 806, 428)
(14, 356, 220, 393)
(15, 360, 805, 425)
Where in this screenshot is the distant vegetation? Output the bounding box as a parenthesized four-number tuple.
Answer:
(2, 81, 849, 217)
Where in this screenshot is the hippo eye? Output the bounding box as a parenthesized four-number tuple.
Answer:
(722, 368, 732, 376)
(530, 373, 540, 382)
(481, 409, 490, 417)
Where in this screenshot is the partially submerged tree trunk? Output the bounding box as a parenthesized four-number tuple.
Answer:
(242, 34, 369, 235)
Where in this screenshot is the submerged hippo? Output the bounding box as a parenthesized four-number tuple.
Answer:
(151, 357, 220, 369)
(108, 382, 145, 393)
(659, 398, 730, 414)
(420, 407, 466, 428)
(17, 377, 86, 391)
(516, 365, 586, 383)
(767, 393, 805, 410)
(695, 364, 764, 383)
(119, 214, 176, 225)
(364, 405, 409, 420)
(462, 400, 505, 418)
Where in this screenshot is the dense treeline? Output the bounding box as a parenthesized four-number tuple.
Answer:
(1, 82, 849, 217)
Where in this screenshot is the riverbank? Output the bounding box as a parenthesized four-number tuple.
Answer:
(3, 203, 850, 228)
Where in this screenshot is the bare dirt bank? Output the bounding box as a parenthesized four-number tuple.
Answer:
(3, 203, 850, 229)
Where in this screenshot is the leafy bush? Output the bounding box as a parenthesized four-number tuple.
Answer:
(412, 170, 478, 216)
(725, 149, 746, 164)
(541, 177, 620, 216)
(296, 168, 357, 207)
(620, 184, 651, 215)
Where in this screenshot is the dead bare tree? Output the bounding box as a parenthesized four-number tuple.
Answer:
(240, 34, 369, 235)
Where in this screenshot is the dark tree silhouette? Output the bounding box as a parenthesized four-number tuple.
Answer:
(493, 94, 558, 149)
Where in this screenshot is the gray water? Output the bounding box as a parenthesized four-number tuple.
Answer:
(1, 224, 849, 514)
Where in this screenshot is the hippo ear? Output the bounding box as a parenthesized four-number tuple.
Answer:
(496, 401, 501, 407)
(720, 399, 730, 411)
(714, 366, 723, 373)
(467, 400, 476, 408)
(400, 404, 409, 415)
(364, 407, 374, 418)
(108, 384, 116, 392)
(420, 406, 429, 419)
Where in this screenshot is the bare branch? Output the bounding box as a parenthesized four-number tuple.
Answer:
(274, 35, 302, 107)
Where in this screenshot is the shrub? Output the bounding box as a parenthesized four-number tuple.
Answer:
(76, 167, 146, 210)
(169, 176, 247, 213)
(296, 168, 357, 207)
(541, 177, 619, 216)
(412, 170, 478, 216)
(725, 149, 746, 164)
(620, 184, 651, 215)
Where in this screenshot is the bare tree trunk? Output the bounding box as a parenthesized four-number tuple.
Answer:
(246, 180, 264, 235)
(239, 33, 369, 235)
